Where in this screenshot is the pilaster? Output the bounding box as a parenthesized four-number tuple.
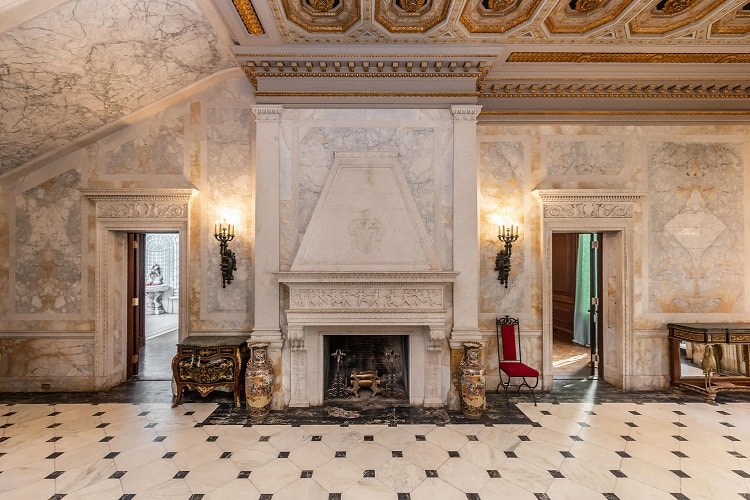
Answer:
(251, 105, 284, 349)
(450, 105, 482, 347)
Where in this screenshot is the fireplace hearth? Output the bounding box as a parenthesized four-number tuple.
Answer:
(325, 335, 408, 401)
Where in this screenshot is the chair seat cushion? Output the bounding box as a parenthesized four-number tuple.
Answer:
(499, 361, 539, 378)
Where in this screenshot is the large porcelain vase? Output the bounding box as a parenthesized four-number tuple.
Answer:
(459, 342, 486, 419)
(245, 342, 274, 419)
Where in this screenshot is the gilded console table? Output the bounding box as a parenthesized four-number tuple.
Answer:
(668, 323, 750, 403)
(171, 336, 249, 407)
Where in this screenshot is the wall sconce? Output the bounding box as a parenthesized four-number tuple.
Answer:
(495, 224, 519, 288)
(214, 220, 237, 288)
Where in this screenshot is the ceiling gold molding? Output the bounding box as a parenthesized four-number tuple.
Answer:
(545, 0, 633, 34)
(481, 110, 750, 116)
(459, 0, 543, 34)
(478, 80, 750, 98)
(232, 0, 265, 34)
(280, 0, 361, 32)
(628, 0, 725, 35)
(710, 5, 750, 35)
(374, 0, 452, 33)
(254, 91, 478, 97)
(506, 52, 750, 63)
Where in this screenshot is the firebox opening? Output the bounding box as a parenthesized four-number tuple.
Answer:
(324, 334, 409, 402)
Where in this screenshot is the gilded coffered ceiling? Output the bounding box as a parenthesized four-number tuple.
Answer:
(0, 0, 748, 176)
(222, 0, 750, 111)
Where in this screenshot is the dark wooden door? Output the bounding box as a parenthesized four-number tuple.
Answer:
(127, 233, 146, 378)
(552, 233, 578, 342)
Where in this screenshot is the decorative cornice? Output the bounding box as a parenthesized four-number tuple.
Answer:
(81, 189, 196, 203)
(232, 0, 265, 35)
(479, 80, 750, 98)
(506, 52, 750, 64)
(533, 189, 644, 204)
(236, 54, 494, 90)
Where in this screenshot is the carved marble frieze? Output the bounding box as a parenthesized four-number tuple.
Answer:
(534, 190, 643, 219)
(290, 286, 444, 310)
(279, 272, 456, 316)
(82, 190, 195, 220)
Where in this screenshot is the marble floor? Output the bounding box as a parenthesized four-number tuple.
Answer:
(3, 380, 750, 500)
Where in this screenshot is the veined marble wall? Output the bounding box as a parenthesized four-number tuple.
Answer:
(477, 124, 750, 390)
(0, 75, 255, 391)
(278, 109, 454, 271)
(647, 140, 744, 314)
(2, 95, 750, 394)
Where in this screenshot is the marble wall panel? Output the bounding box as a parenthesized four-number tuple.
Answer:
(647, 141, 744, 313)
(478, 139, 527, 315)
(102, 119, 184, 176)
(543, 137, 625, 176)
(15, 169, 82, 314)
(205, 107, 253, 314)
(0, 338, 94, 383)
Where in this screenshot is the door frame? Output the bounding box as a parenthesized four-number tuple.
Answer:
(535, 189, 642, 391)
(82, 189, 193, 390)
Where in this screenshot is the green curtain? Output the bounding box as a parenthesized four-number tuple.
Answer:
(573, 234, 591, 346)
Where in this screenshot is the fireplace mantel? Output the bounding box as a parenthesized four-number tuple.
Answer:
(277, 271, 457, 407)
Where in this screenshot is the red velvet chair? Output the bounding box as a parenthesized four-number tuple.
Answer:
(496, 315, 539, 405)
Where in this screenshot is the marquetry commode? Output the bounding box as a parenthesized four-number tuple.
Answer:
(668, 323, 750, 402)
(171, 336, 249, 407)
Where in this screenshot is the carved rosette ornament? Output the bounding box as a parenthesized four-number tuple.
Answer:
(572, 0, 606, 13)
(659, 0, 696, 15)
(307, 0, 337, 12)
(486, 0, 516, 12)
(397, 0, 428, 12)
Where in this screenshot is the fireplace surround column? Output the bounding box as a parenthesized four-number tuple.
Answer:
(450, 105, 482, 343)
(252, 105, 284, 408)
(450, 105, 482, 409)
(287, 325, 309, 407)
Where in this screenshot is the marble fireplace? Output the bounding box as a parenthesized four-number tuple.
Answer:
(279, 272, 456, 407)
(275, 149, 460, 407)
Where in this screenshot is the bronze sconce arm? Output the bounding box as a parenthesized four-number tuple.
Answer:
(495, 225, 518, 288)
(214, 221, 237, 288)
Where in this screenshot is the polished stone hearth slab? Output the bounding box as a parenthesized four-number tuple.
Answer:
(202, 394, 532, 426)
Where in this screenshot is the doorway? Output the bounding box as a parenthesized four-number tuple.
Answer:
(536, 188, 640, 391)
(127, 232, 180, 381)
(552, 233, 603, 380)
